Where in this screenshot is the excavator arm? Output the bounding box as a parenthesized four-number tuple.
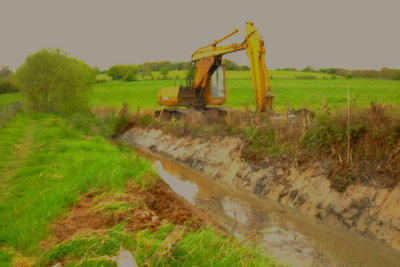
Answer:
(244, 22, 273, 112)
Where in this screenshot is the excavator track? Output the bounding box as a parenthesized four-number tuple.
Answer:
(155, 107, 228, 121)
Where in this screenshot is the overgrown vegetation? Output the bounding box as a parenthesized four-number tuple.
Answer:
(15, 49, 96, 114)
(129, 103, 400, 192)
(0, 66, 19, 95)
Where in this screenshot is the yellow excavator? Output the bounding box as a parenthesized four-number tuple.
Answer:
(157, 22, 273, 116)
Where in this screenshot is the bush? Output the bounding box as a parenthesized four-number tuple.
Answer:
(0, 66, 12, 79)
(124, 71, 137, 82)
(295, 75, 316, 80)
(0, 79, 19, 94)
(15, 49, 96, 114)
(107, 65, 140, 80)
(160, 67, 169, 79)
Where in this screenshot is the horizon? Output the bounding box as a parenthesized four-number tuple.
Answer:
(1, 0, 399, 71)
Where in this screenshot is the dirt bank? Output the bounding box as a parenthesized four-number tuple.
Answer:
(121, 127, 400, 251)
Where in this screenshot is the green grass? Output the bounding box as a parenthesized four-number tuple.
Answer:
(227, 78, 400, 111)
(0, 114, 152, 254)
(91, 80, 183, 108)
(37, 223, 274, 267)
(0, 93, 21, 105)
(92, 78, 400, 112)
(0, 113, 275, 266)
(6, 71, 400, 112)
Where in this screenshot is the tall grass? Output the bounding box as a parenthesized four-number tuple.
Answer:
(38, 223, 274, 266)
(0, 114, 153, 253)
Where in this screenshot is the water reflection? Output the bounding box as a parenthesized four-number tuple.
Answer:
(143, 149, 400, 267)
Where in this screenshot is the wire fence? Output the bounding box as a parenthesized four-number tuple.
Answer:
(0, 101, 23, 128)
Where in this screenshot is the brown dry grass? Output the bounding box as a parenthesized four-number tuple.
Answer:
(45, 179, 205, 247)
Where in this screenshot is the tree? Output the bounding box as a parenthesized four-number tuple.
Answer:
(345, 72, 353, 80)
(92, 66, 101, 74)
(0, 80, 19, 94)
(107, 65, 139, 80)
(160, 67, 169, 79)
(302, 66, 315, 72)
(0, 66, 12, 79)
(15, 49, 95, 114)
(223, 59, 240, 70)
(124, 71, 137, 81)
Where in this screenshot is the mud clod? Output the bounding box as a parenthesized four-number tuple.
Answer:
(49, 180, 205, 244)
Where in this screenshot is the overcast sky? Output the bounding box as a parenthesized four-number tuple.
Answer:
(1, 0, 399, 70)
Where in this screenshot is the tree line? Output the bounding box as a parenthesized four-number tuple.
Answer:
(105, 59, 250, 81)
(286, 66, 400, 80)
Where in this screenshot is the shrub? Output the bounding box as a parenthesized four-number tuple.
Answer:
(295, 75, 316, 80)
(124, 71, 137, 82)
(15, 48, 96, 114)
(160, 67, 169, 79)
(0, 79, 19, 94)
(108, 65, 140, 80)
(0, 66, 12, 79)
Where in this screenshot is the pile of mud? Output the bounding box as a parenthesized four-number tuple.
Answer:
(45, 180, 211, 245)
(121, 127, 400, 251)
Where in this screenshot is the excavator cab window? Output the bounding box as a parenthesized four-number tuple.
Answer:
(211, 65, 226, 99)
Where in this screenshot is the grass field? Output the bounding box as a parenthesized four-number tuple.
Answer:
(0, 93, 20, 105)
(0, 114, 275, 266)
(92, 78, 400, 112)
(3, 71, 399, 112)
(97, 70, 340, 81)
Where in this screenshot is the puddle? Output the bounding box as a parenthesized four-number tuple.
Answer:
(135, 146, 400, 267)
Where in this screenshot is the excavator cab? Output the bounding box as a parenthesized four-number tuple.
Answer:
(210, 65, 226, 99)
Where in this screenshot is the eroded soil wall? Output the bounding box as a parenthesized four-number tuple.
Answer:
(121, 127, 400, 251)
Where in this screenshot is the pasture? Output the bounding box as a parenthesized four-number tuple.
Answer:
(2, 71, 399, 112)
(0, 93, 20, 105)
(92, 77, 400, 112)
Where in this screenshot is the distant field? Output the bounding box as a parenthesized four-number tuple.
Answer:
(3, 73, 399, 112)
(227, 70, 341, 80)
(97, 70, 340, 81)
(0, 93, 20, 105)
(92, 78, 400, 112)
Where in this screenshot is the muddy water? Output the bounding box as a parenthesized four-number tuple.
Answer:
(134, 147, 400, 267)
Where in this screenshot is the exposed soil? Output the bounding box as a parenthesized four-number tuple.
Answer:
(120, 127, 400, 251)
(47, 179, 210, 244)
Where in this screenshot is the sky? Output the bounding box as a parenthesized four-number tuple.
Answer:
(1, 0, 399, 71)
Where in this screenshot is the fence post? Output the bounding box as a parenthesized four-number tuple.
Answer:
(0, 101, 23, 128)
(0, 105, 3, 127)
